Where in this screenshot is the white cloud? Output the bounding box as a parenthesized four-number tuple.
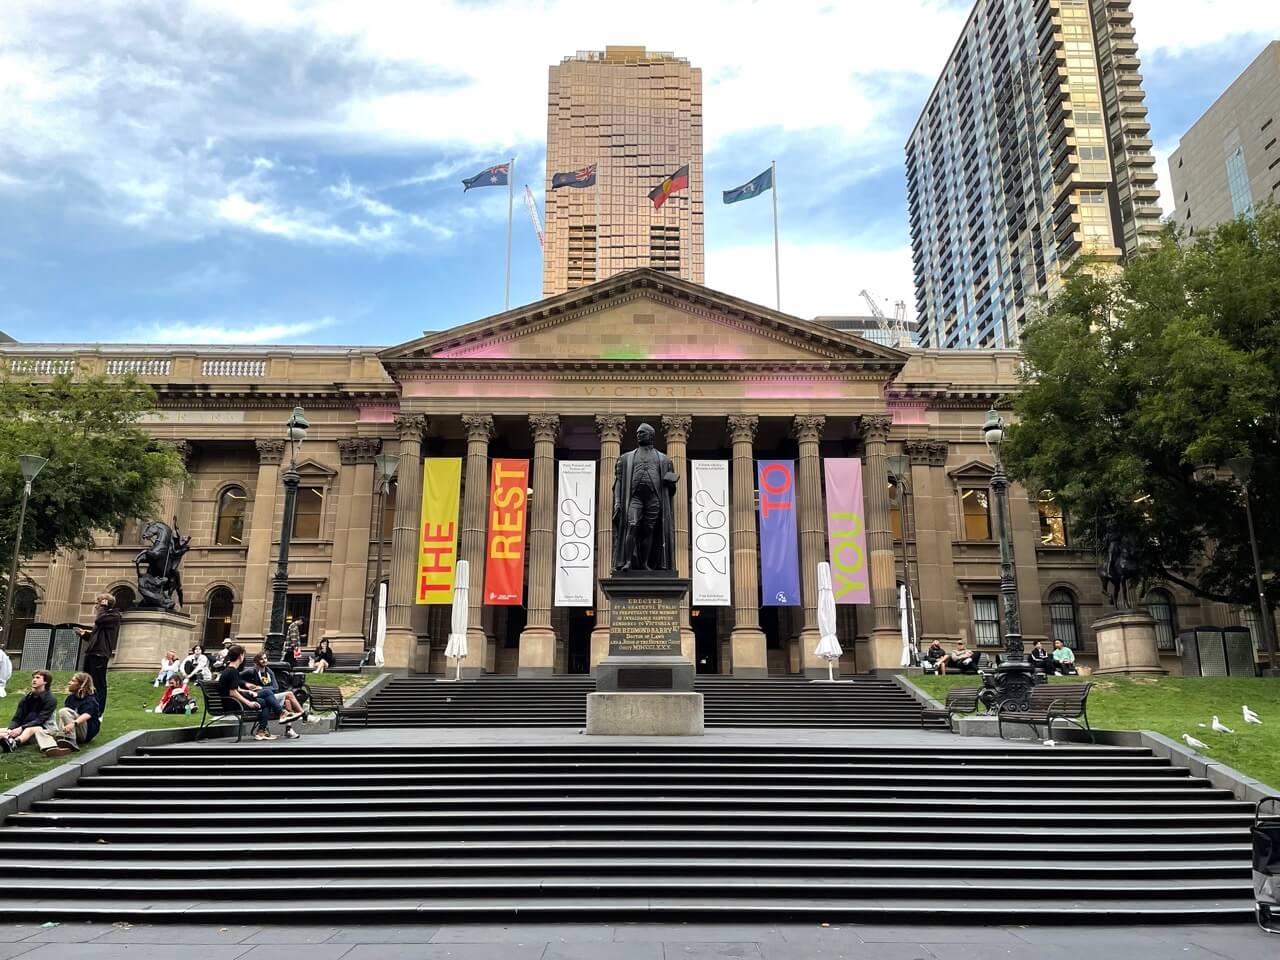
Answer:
(1129, 1, 1280, 56)
(129, 315, 338, 344)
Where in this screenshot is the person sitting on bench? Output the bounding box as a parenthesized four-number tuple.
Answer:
(941, 640, 980, 675)
(1051, 639, 1077, 675)
(244, 652, 305, 739)
(1, 670, 57, 754)
(218, 644, 294, 742)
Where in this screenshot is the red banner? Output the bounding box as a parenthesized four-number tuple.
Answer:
(483, 458, 529, 605)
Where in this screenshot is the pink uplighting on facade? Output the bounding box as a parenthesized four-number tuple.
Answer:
(358, 405, 397, 423)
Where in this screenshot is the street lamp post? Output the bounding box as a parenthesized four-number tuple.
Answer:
(981, 408, 1036, 711)
(1225, 456, 1277, 668)
(1, 455, 48, 651)
(886, 454, 920, 662)
(367, 452, 400, 653)
(265, 407, 309, 660)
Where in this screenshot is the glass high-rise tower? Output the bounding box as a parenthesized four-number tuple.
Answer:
(543, 46, 703, 297)
(907, 0, 1161, 349)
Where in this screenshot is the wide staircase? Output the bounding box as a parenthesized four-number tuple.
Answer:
(1, 739, 1253, 922)
(364, 675, 932, 728)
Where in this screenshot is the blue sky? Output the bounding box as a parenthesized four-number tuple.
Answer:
(1, 0, 1277, 346)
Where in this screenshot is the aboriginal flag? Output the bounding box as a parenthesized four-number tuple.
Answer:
(648, 164, 689, 210)
(462, 163, 510, 191)
(551, 164, 597, 189)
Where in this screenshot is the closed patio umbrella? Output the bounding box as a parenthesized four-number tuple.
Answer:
(372, 581, 388, 667)
(443, 559, 470, 682)
(814, 562, 843, 682)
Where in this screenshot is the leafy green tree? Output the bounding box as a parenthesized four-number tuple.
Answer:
(1004, 204, 1279, 638)
(0, 371, 187, 613)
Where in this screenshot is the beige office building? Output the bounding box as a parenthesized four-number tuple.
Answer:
(1170, 42, 1280, 237)
(543, 46, 703, 296)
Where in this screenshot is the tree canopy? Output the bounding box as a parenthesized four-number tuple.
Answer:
(1004, 203, 1279, 616)
(0, 371, 187, 604)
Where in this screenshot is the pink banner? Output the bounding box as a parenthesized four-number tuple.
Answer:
(824, 458, 871, 604)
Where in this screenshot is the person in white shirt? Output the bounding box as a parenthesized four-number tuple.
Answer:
(179, 644, 211, 683)
(153, 650, 180, 687)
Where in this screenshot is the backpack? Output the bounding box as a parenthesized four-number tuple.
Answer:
(163, 692, 190, 715)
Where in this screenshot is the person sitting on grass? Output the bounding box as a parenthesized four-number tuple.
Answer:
(154, 674, 190, 714)
(154, 650, 181, 687)
(36, 672, 102, 756)
(1, 670, 56, 754)
(1052, 639, 1077, 675)
(245, 652, 306, 739)
(217, 644, 300, 742)
(180, 644, 211, 683)
(309, 636, 334, 674)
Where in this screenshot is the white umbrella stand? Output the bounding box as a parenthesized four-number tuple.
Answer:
(441, 559, 470, 682)
(812, 562, 848, 683)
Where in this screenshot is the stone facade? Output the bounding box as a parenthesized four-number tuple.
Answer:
(1, 270, 1234, 674)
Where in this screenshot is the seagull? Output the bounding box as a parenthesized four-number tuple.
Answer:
(1182, 734, 1209, 750)
(1211, 716, 1234, 734)
(1243, 705, 1262, 725)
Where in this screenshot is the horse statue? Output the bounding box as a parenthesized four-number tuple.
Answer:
(1097, 527, 1147, 611)
(134, 520, 191, 612)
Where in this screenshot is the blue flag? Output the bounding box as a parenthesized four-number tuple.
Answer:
(551, 164, 597, 189)
(723, 167, 773, 204)
(462, 163, 510, 191)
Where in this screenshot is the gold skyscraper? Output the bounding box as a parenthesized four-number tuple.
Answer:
(543, 46, 703, 297)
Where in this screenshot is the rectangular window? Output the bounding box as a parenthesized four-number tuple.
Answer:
(1239, 606, 1265, 651)
(962, 488, 992, 540)
(292, 486, 324, 539)
(973, 596, 1001, 647)
(889, 482, 903, 542)
(1226, 147, 1254, 218)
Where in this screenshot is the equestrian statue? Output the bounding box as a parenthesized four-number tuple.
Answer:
(134, 520, 191, 612)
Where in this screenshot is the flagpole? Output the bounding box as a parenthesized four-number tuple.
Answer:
(504, 157, 514, 310)
(771, 160, 780, 311)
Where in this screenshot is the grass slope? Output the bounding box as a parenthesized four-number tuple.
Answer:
(913, 674, 1280, 793)
(0, 669, 369, 791)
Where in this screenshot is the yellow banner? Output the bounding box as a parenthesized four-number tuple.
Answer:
(416, 458, 462, 604)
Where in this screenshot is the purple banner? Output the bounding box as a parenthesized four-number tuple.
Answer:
(757, 460, 801, 606)
(823, 458, 871, 604)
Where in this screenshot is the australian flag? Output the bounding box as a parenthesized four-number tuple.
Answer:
(551, 164, 597, 189)
(723, 167, 773, 204)
(462, 163, 510, 191)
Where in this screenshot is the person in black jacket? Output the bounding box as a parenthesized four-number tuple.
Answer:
(1029, 641, 1052, 672)
(35, 672, 102, 756)
(76, 594, 122, 716)
(1, 670, 57, 754)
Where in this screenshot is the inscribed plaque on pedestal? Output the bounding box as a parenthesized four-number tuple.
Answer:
(416, 458, 461, 605)
(823, 458, 871, 604)
(554, 460, 596, 606)
(757, 459, 800, 606)
(690, 460, 731, 606)
(483, 458, 529, 605)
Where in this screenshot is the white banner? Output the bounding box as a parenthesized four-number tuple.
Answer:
(554, 460, 596, 606)
(691, 460, 732, 606)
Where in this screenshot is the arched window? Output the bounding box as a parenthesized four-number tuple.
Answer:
(1146, 588, 1178, 651)
(1048, 588, 1079, 649)
(111, 585, 136, 614)
(11, 586, 37, 646)
(202, 587, 235, 646)
(215, 486, 248, 545)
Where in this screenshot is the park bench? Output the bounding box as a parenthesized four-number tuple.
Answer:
(997, 682, 1094, 743)
(304, 684, 368, 730)
(296, 649, 370, 673)
(194, 679, 265, 743)
(921, 686, 982, 732)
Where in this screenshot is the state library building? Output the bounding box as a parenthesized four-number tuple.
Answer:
(0, 270, 1233, 676)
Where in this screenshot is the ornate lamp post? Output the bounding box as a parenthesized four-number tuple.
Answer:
(1, 455, 48, 650)
(981, 408, 1036, 710)
(367, 452, 400, 652)
(886, 454, 920, 661)
(265, 406, 309, 660)
(1224, 456, 1277, 667)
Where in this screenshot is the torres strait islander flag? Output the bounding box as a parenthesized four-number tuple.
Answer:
(648, 164, 689, 210)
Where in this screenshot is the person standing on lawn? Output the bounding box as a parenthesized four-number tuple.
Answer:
(1, 670, 56, 754)
(36, 672, 101, 756)
(76, 594, 121, 717)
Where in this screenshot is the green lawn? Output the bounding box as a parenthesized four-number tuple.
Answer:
(1, 669, 370, 791)
(913, 673, 1280, 792)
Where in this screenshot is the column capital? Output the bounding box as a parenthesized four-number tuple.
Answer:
(906, 439, 949, 467)
(661, 414, 693, 443)
(595, 414, 626, 444)
(462, 414, 495, 443)
(255, 439, 286, 465)
(528, 414, 561, 443)
(393, 413, 428, 443)
(338, 437, 382, 465)
(859, 413, 894, 443)
(727, 415, 758, 444)
(791, 415, 826, 444)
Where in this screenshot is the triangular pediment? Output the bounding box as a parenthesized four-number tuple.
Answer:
(382, 269, 908, 370)
(947, 459, 995, 481)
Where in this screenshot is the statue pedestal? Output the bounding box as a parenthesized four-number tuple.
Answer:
(115, 610, 196, 671)
(1092, 611, 1167, 676)
(587, 573, 703, 736)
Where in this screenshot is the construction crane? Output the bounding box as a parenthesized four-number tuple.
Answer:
(523, 185, 544, 248)
(859, 289, 912, 348)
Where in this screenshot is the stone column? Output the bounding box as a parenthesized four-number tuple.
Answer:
(728, 415, 767, 677)
(861, 413, 901, 671)
(384, 415, 426, 670)
(906, 440, 956, 643)
(519, 414, 560, 676)
(238, 440, 284, 642)
(44, 549, 84, 626)
(460, 414, 495, 675)
(590, 414, 626, 671)
(330, 438, 379, 644)
(793, 415, 827, 677)
(156, 440, 193, 530)
(662, 414, 695, 663)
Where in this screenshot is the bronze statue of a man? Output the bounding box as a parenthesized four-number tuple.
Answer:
(611, 423, 677, 573)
